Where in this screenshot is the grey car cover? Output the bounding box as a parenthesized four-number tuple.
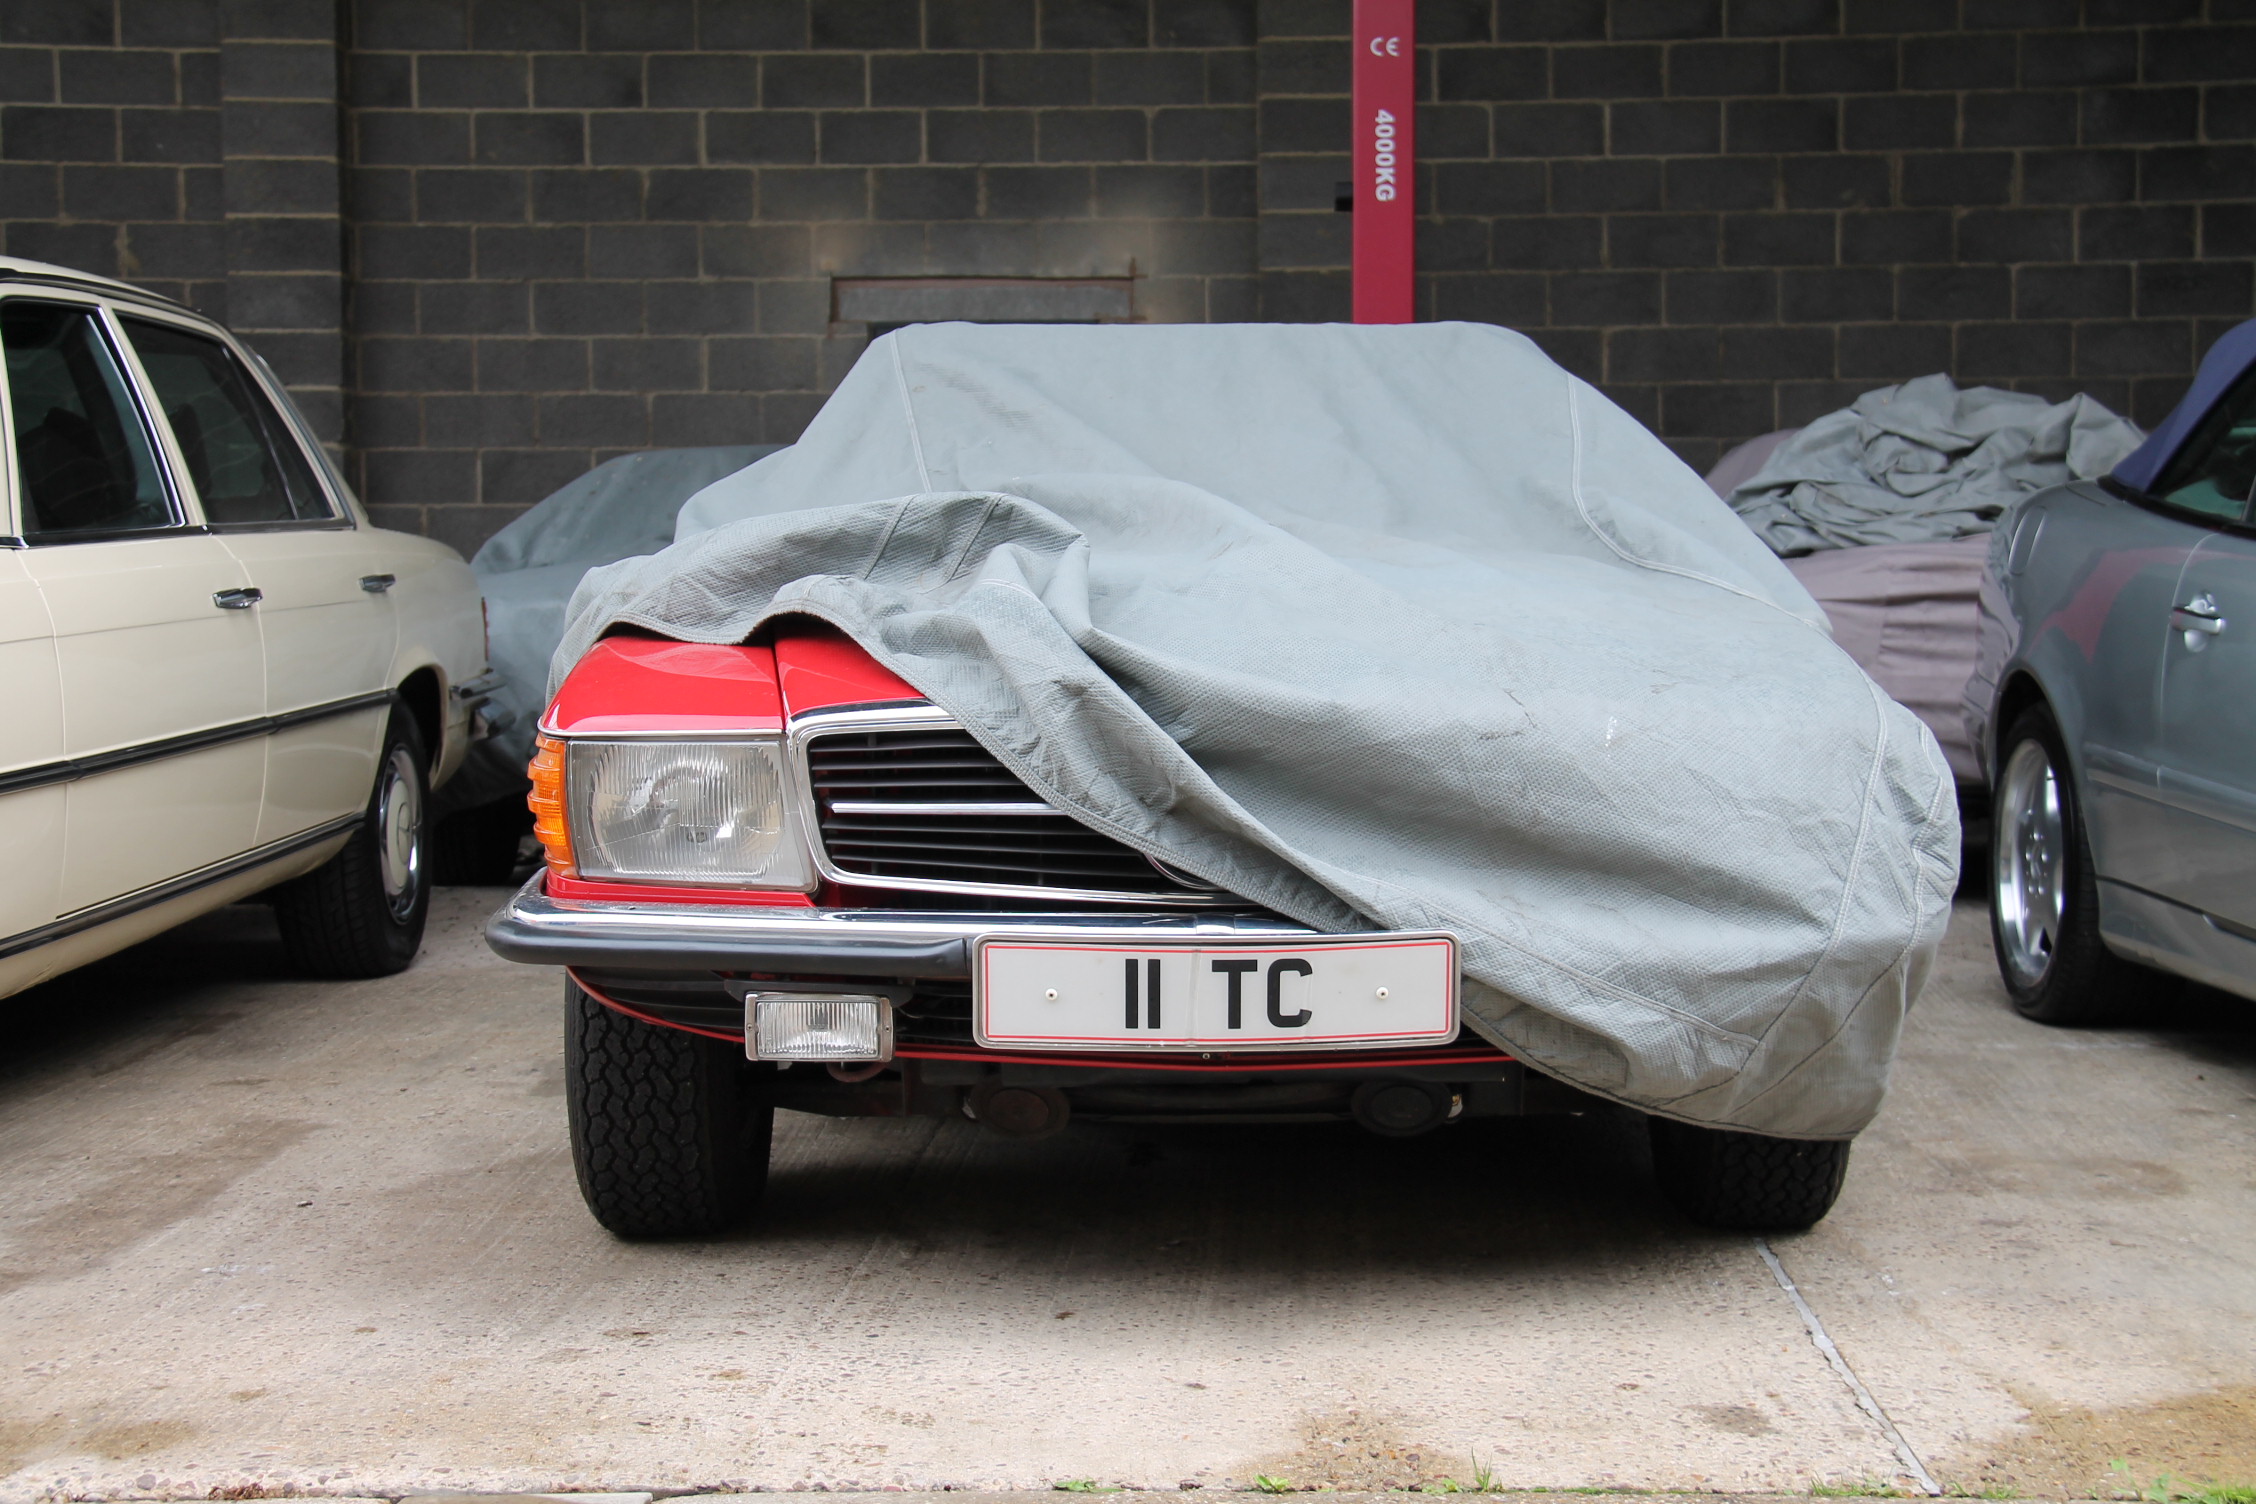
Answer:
(1728, 373, 2143, 555)
(439, 445, 778, 815)
(559, 323, 1959, 1139)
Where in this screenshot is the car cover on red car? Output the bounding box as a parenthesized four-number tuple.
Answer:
(552, 321, 1959, 1139)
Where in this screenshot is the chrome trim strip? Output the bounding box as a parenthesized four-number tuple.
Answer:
(0, 266, 191, 314)
(486, 874, 1315, 978)
(0, 689, 393, 797)
(537, 721, 782, 741)
(788, 703, 1236, 909)
(0, 813, 360, 962)
(828, 799, 1059, 817)
(207, 518, 356, 535)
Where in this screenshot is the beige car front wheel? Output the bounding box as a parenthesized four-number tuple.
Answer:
(272, 709, 432, 978)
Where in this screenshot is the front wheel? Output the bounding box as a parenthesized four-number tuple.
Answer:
(566, 980, 773, 1238)
(1649, 1117, 1851, 1231)
(272, 709, 430, 978)
(1988, 702, 2162, 1025)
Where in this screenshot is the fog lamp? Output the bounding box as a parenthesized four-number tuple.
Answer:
(745, 993, 894, 1062)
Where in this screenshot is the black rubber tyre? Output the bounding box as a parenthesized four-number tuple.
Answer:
(429, 793, 531, 885)
(271, 709, 430, 979)
(566, 980, 773, 1239)
(1649, 1117, 1852, 1231)
(1988, 702, 2167, 1025)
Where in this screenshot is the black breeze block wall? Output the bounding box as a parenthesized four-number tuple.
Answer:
(2, 0, 2251, 548)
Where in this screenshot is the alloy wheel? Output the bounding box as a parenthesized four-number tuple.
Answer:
(1993, 737, 2065, 988)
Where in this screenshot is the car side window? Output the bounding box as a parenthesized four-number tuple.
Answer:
(2, 299, 177, 539)
(119, 315, 335, 527)
(2149, 368, 2256, 525)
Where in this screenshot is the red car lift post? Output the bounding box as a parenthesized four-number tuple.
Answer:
(1352, 0, 1416, 324)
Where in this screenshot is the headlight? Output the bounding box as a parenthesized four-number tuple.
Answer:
(565, 739, 814, 888)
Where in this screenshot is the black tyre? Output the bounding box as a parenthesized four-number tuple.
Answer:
(566, 980, 772, 1238)
(272, 709, 430, 979)
(1988, 702, 2166, 1025)
(429, 793, 531, 885)
(1649, 1117, 1851, 1231)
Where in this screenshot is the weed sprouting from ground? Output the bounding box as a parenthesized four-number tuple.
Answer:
(2110, 1461, 2256, 1504)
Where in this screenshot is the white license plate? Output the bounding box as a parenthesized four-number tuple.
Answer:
(972, 933, 1458, 1052)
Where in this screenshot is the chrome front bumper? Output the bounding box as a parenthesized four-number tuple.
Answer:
(484, 875, 1319, 977)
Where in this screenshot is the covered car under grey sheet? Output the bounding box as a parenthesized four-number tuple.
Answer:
(557, 322, 1959, 1140)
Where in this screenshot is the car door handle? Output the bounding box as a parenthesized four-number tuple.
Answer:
(359, 573, 397, 593)
(2171, 595, 2225, 635)
(212, 587, 263, 610)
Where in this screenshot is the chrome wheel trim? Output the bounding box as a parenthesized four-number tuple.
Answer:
(377, 744, 423, 919)
(1993, 737, 2066, 988)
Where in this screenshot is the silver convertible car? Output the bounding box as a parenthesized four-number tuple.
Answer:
(1969, 320, 2256, 1022)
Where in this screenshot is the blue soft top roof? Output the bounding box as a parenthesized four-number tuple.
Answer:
(2112, 317, 2256, 492)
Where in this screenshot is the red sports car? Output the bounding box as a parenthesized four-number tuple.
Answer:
(487, 624, 1847, 1240)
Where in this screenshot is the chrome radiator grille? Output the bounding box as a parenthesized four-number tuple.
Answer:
(801, 722, 1215, 902)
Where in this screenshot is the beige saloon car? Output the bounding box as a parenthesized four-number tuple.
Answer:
(0, 256, 490, 997)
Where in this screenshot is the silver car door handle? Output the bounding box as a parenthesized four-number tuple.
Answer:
(360, 573, 397, 593)
(212, 586, 263, 610)
(2171, 595, 2225, 635)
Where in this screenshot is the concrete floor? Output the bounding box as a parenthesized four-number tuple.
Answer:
(0, 889, 2250, 1501)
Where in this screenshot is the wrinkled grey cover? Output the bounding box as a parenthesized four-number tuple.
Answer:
(463, 447, 775, 796)
(1729, 374, 2143, 555)
(561, 323, 1959, 1139)
(1704, 428, 1800, 500)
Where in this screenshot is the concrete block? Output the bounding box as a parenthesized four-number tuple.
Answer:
(639, 164, 757, 219)
(1150, 104, 1254, 163)
(121, 105, 222, 163)
(647, 52, 761, 108)
(473, 111, 586, 168)
(417, 52, 527, 110)
(1668, 39, 1780, 97)
(810, 0, 920, 50)
(534, 53, 642, 110)
(221, 39, 340, 102)
(707, 109, 819, 165)
(3, 104, 118, 161)
(119, 0, 223, 47)
(1156, 0, 1256, 47)
(527, 165, 640, 221)
(1555, 43, 1664, 99)
(818, 108, 922, 164)
(762, 52, 865, 111)
(926, 106, 1035, 163)
(589, 0, 693, 49)
(1780, 151, 1887, 209)
(591, 111, 694, 167)
(984, 50, 1091, 108)
(59, 48, 177, 106)
(1041, 0, 1152, 48)
(926, 0, 1037, 50)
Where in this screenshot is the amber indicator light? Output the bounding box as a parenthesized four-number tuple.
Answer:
(528, 734, 573, 877)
